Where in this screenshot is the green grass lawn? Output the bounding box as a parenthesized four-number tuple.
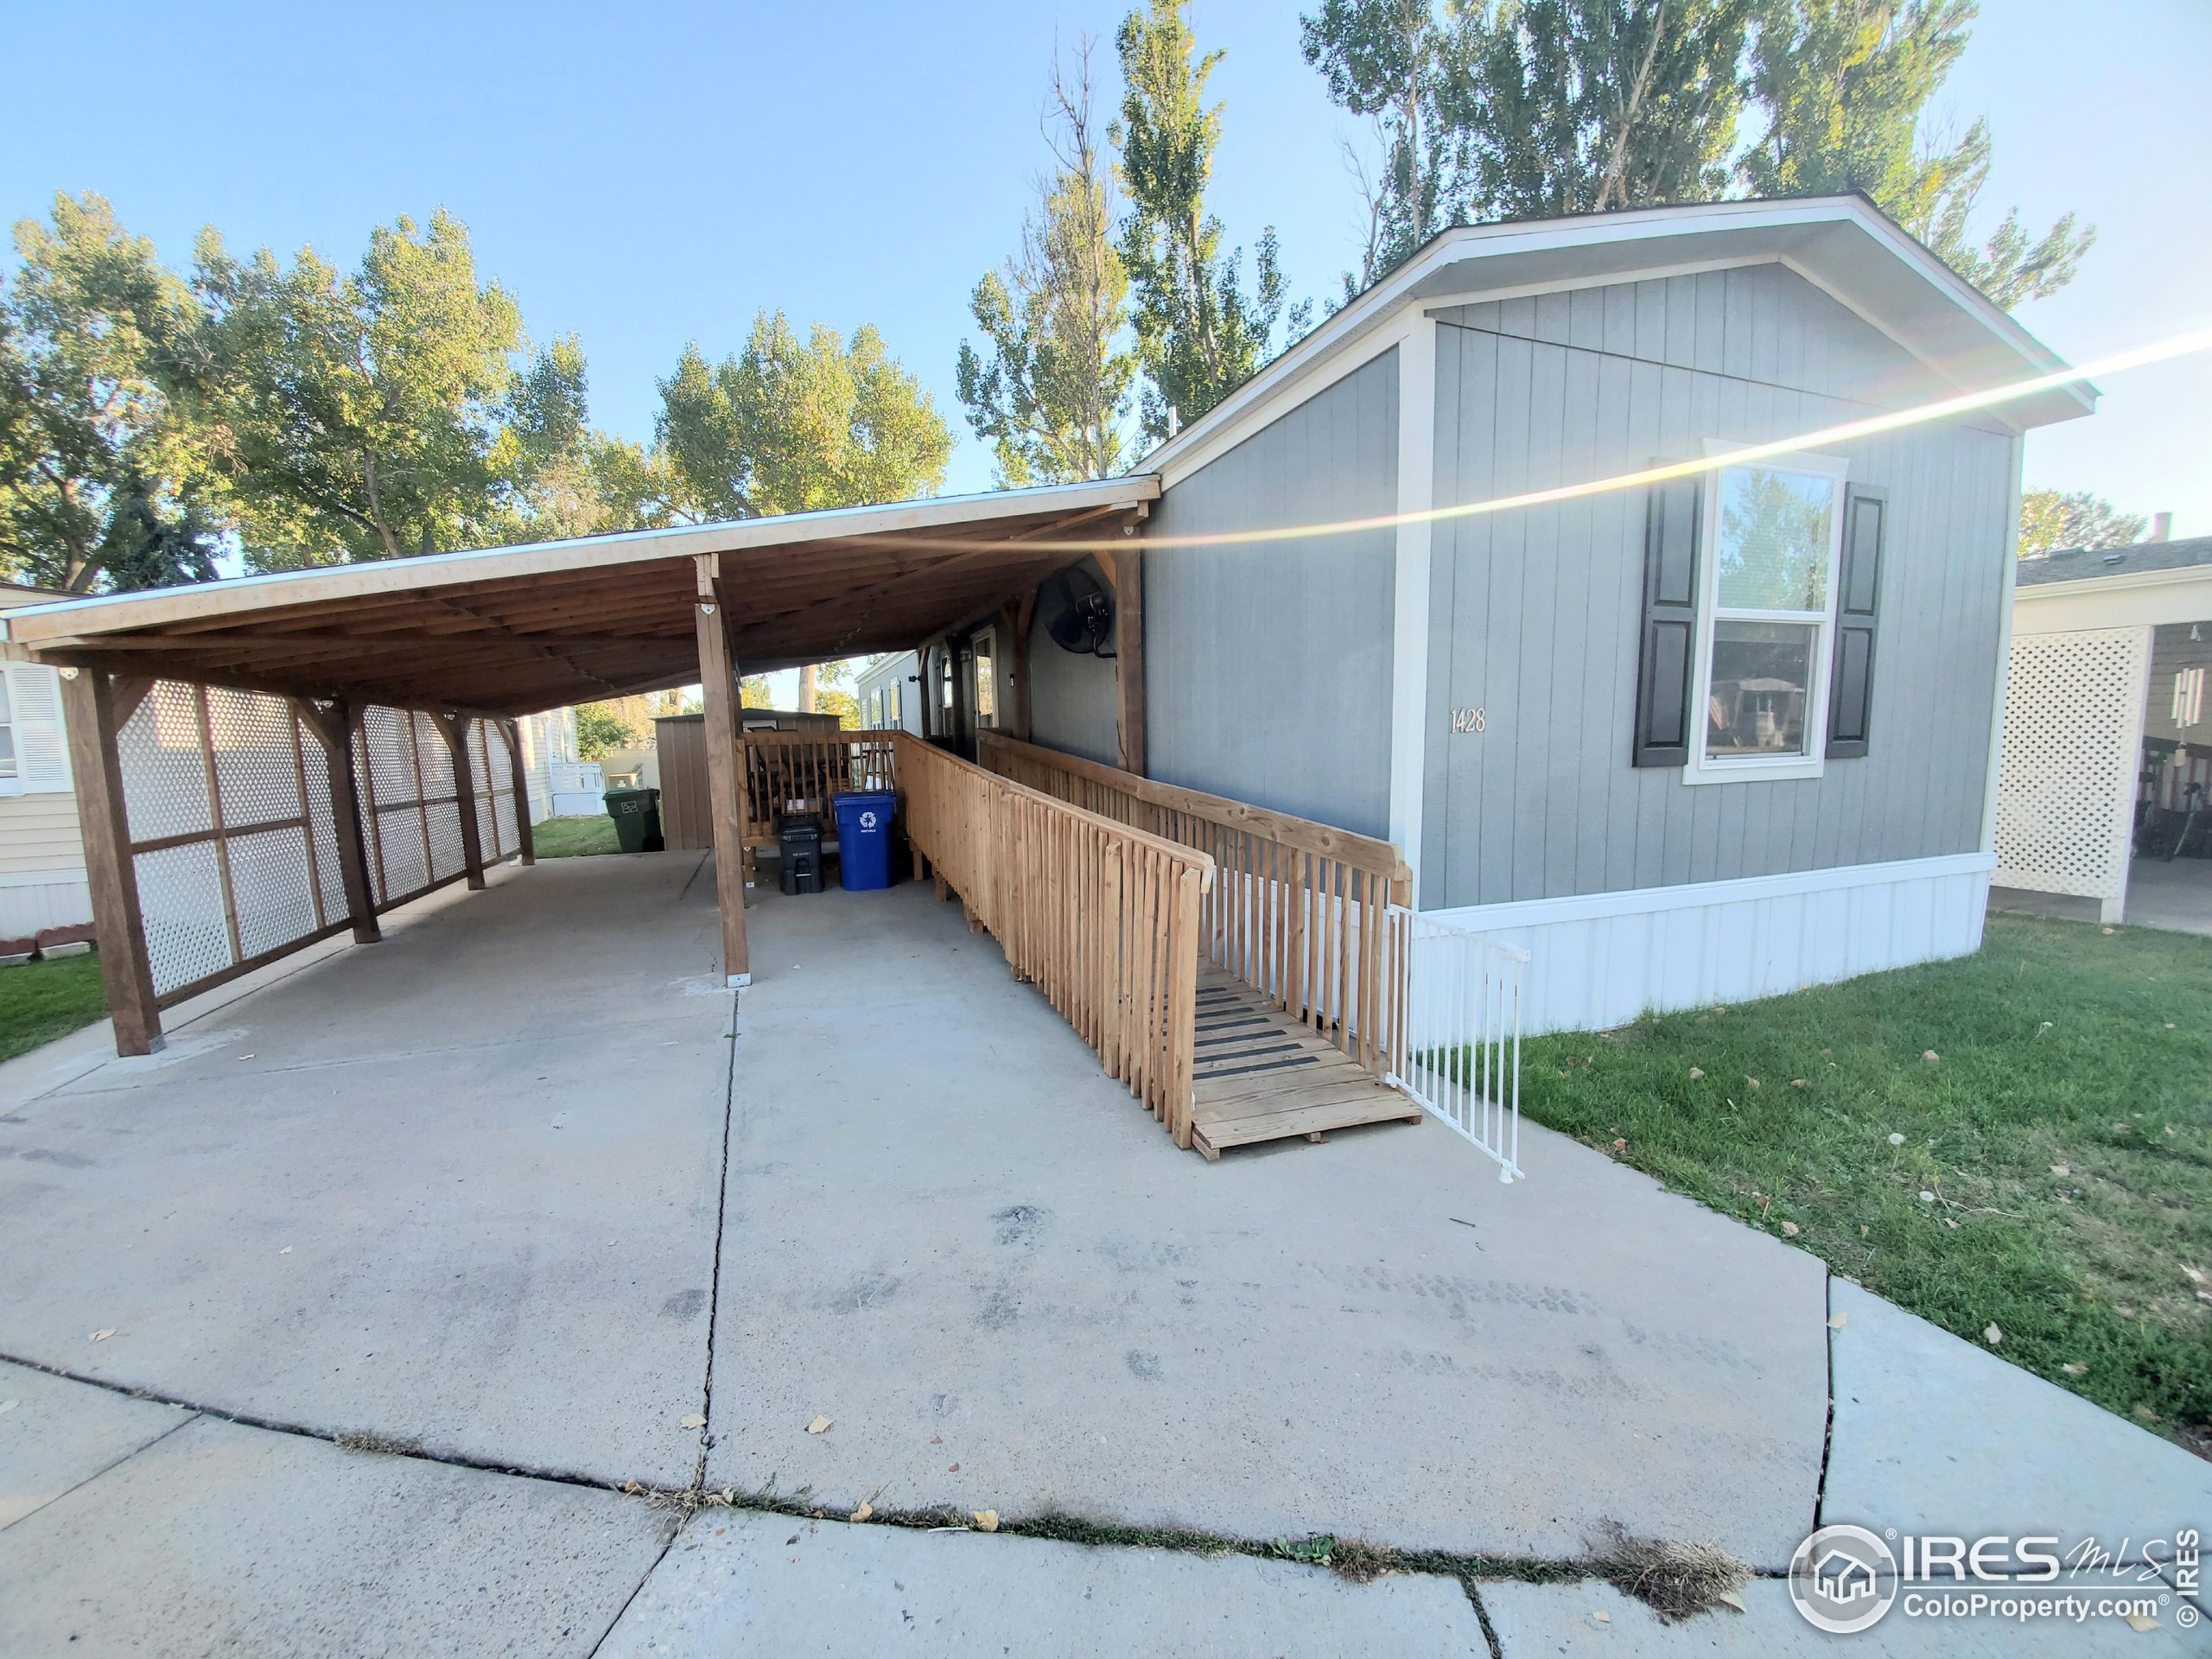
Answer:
(1518, 912, 2212, 1455)
(531, 815, 620, 857)
(0, 950, 111, 1063)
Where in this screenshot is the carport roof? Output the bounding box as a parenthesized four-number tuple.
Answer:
(0, 476, 1156, 715)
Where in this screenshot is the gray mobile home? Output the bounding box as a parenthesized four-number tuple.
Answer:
(927, 195, 2090, 1032)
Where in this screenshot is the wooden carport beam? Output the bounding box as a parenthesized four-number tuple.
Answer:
(58, 667, 163, 1054)
(693, 554, 752, 987)
(294, 699, 384, 945)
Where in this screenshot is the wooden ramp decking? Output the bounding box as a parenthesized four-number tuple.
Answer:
(1189, 967, 1422, 1160)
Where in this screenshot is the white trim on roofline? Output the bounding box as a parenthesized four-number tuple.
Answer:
(2015, 561, 2212, 602)
(0, 474, 1160, 645)
(1142, 194, 2087, 493)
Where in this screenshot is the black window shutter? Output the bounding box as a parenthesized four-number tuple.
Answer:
(1632, 476, 1701, 767)
(1827, 484, 1886, 759)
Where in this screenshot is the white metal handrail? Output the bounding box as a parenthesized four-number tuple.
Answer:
(1387, 906, 1528, 1182)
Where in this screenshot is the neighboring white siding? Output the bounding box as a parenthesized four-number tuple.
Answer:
(0, 792, 91, 940)
(518, 709, 576, 823)
(1429, 852, 1993, 1034)
(0, 660, 91, 939)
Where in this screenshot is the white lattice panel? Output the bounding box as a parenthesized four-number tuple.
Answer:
(228, 827, 321, 958)
(118, 683, 212, 843)
(208, 687, 299, 830)
(376, 805, 430, 901)
(136, 841, 230, 996)
(299, 734, 349, 925)
(1996, 627, 2151, 902)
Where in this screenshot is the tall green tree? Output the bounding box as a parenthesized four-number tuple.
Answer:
(170, 208, 588, 569)
(1113, 0, 1309, 442)
(2018, 488, 2145, 558)
(957, 37, 1137, 486)
(0, 193, 212, 592)
(1445, 0, 1755, 221)
(1300, 0, 1465, 297)
(1742, 0, 2093, 307)
(655, 312, 953, 520)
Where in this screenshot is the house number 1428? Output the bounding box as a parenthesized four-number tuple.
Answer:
(1450, 707, 1486, 734)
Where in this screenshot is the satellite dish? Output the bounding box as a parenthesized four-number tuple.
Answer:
(1038, 567, 1115, 656)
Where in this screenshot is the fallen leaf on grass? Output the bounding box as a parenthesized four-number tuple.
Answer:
(1780, 1221, 1800, 1236)
(849, 1500, 873, 1522)
(807, 1415, 833, 1435)
(1827, 1313, 1847, 1329)
(2063, 1363, 2088, 1376)
(1746, 1077, 1761, 1090)
(2051, 1164, 2069, 1176)
(1984, 1325, 2002, 1346)
(1611, 1138, 1628, 1153)
(1688, 1066, 1704, 1079)
(1923, 1051, 1940, 1064)
(1717, 1591, 1747, 1613)
(88, 1328, 113, 1342)
(972, 1510, 1000, 1531)
(680, 1414, 707, 1429)
(623, 1479, 645, 1495)
(1789, 1079, 1808, 1089)
(2183, 1266, 2205, 1286)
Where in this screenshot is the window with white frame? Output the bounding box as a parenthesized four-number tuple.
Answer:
(1688, 450, 1850, 782)
(0, 672, 16, 784)
(2173, 664, 2204, 730)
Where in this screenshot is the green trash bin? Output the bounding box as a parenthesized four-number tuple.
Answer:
(604, 786, 663, 854)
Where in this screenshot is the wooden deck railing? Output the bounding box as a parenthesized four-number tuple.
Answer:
(977, 731, 1411, 1083)
(741, 729, 898, 845)
(894, 734, 1215, 1147)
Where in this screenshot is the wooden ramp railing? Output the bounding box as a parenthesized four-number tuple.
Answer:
(739, 729, 898, 872)
(894, 734, 1215, 1147)
(977, 732, 1411, 1082)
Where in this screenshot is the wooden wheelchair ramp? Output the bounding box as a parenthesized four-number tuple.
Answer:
(1190, 967, 1420, 1160)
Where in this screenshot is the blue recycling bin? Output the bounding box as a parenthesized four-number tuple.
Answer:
(834, 791, 899, 891)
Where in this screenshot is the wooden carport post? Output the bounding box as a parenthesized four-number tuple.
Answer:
(431, 714, 486, 891)
(60, 667, 163, 1055)
(1097, 545, 1147, 777)
(499, 719, 536, 865)
(294, 698, 382, 945)
(693, 554, 751, 987)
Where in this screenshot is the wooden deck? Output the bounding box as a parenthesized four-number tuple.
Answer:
(1188, 967, 1421, 1160)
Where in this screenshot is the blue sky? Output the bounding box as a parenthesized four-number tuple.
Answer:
(6, 0, 2208, 532)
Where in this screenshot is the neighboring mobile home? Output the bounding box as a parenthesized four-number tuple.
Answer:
(855, 652, 923, 735)
(1998, 533, 2212, 928)
(0, 584, 93, 946)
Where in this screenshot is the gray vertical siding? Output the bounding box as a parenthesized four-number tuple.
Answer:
(1421, 264, 2018, 906)
(1027, 555, 1122, 766)
(1143, 349, 1401, 836)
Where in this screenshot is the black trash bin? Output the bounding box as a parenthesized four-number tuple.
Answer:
(778, 813, 823, 894)
(604, 786, 664, 854)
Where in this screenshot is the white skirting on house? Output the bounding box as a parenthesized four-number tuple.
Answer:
(1421, 852, 1995, 1035)
(0, 869, 94, 942)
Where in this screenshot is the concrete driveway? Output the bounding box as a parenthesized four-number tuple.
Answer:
(3, 853, 2204, 1656)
